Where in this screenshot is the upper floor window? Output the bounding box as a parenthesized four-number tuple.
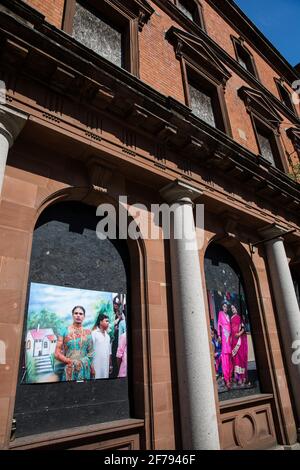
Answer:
(174, 0, 205, 28)
(255, 122, 277, 167)
(287, 127, 300, 159)
(187, 74, 216, 127)
(275, 79, 296, 114)
(185, 66, 231, 133)
(232, 37, 259, 80)
(72, 2, 123, 68)
(239, 86, 287, 172)
(62, 0, 154, 75)
(167, 28, 232, 134)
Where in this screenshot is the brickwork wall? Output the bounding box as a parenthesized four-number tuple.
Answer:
(140, 1, 299, 168)
(25, 0, 65, 28)
(23, 0, 300, 169)
(139, 2, 185, 103)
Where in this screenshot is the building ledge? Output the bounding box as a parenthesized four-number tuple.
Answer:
(8, 418, 144, 450)
(219, 393, 274, 411)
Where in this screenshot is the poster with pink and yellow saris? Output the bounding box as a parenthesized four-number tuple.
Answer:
(208, 289, 260, 399)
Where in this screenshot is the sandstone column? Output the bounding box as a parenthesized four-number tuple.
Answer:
(0, 105, 28, 194)
(160, 180, 220, 450)
(259, 224, 300, 427)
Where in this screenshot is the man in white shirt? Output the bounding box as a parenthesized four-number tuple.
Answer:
(92, 314, 112, 379)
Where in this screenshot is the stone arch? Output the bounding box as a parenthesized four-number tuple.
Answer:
(12, 185, 153, 445)
(201, 233, 289, 445)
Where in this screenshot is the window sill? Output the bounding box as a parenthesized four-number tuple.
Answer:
(219, 393, 273, 411)
(9, 418, 144, 450)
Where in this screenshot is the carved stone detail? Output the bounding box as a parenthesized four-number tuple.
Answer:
(87, 157, 114, 192)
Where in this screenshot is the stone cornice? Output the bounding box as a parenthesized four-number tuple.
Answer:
(0, 4, 300, 216)
(287, 127, 300, 148)
(107, 0, 154, 30)
(0, 104, 28, 147)
(0, 0, 45, 26)
(238, 87, 283, 129)
(160, 180, 203, 204)
(166, 27, 231, 85)
(258, 223, 292, 240)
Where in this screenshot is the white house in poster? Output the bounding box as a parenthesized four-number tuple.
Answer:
(26, 327, 57, 358)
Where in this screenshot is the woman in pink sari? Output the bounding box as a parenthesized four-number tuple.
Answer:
(231, 305, 248, 385)
(217, 302, 232, 389)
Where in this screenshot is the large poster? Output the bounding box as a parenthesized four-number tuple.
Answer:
(207, 290, 259, 397)
(23, 283, 127, 384)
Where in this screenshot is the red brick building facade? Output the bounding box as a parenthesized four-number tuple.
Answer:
(0, 0, 300, 450)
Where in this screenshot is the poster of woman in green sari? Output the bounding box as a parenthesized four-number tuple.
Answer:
(55, 306, 95, 381)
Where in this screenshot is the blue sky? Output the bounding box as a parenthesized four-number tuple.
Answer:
(234, 0, 300, 66)
(27, 282, 117, 327)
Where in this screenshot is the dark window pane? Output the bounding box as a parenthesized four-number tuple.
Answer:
(189, 83, 216, 127)
(236, 44, 256, 76)
(293, 278, 300, 308)
(278, 84, 294, 112)
(73, 2, 123, 68)
(257, 131, 275, 166)
(238, 56, 248, 71)
(177, 0, 194, 21)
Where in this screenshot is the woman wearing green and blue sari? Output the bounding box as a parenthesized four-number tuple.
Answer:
(55, 306, 95, 381)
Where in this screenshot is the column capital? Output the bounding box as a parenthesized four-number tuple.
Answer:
(0, 105, 28, 147)
(160, 179, 203, 204)
(258, 223, 290, 241)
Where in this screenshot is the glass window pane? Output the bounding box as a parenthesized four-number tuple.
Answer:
(238, 56, 248, 70)
(279, 85, 293, 111)
(73, 2, 123, 68)
(177, 1, 194, 21)
(189, 83, 216, 127)
(257, 131, 275, 166)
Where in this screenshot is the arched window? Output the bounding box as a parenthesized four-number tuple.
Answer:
(14, 201, 131, 437)
(204, 243, 261, 401)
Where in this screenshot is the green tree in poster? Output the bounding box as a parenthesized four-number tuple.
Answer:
(27, 308, 64, 336)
